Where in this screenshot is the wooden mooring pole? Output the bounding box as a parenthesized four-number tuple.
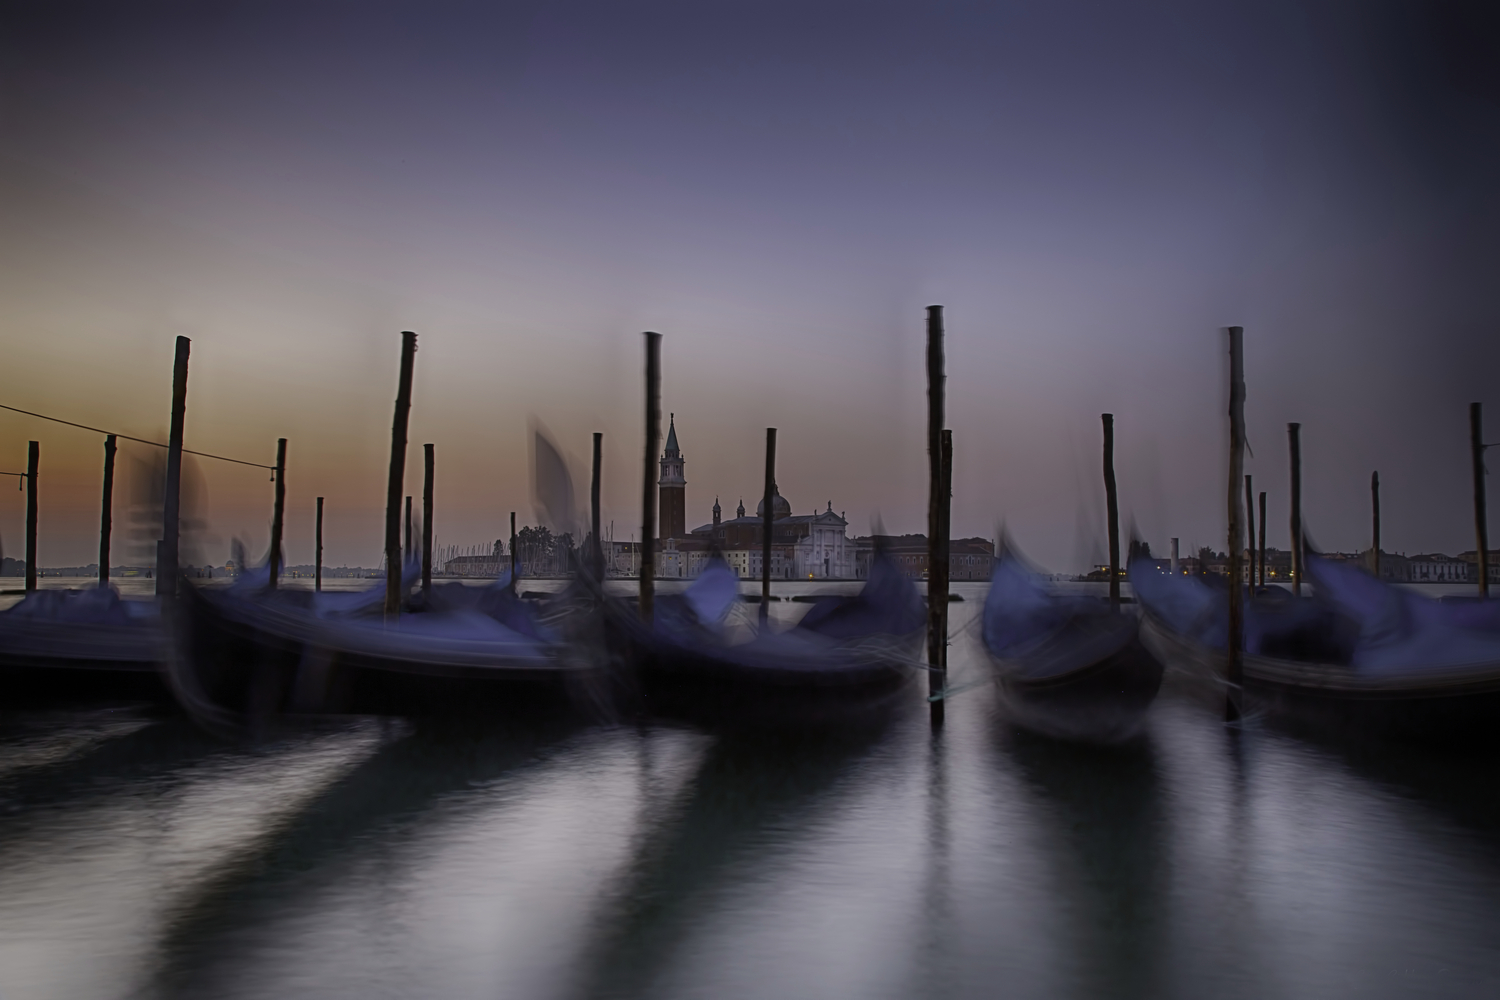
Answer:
(1258, 490, 1267, 587)
(1245, 474, 1256, 590)
(404, 496, 413, 569)
(1472, 403, 1490, 598)
(761, 427, 777, 625)
(1226, 326, 1246, 722)
(158, 335, 190, 597)
(926, 305, 948, 723)
(384, 331, 417, 618)
(422, 444, 434, 596)
(1371, 471, 1381, 579)
(268, 438, 287, 588)
(591, 432, 603, 580)
(509, 511, 517, 591)
(24, 441, 38, 592)
(1102, 413, 1120, 611)
(936, 428, 953, 679)
(1288, 422, 1303, 597)
(99, 434, 116, 586)
(315, 496, 324, 592)
(641, 332, 661, 623)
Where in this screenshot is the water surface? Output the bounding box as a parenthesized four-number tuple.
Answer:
(3, 584, 1500, 998)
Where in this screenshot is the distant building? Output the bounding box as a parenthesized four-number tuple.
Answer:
(1357, 549, 1411, 582)
(853, 534, 995, 581)
(606, 540, 642, 578)
(644, 416, 859, 579)
(1408, 553, 1469, 583)
(1456, 551, 1500, 584)
(659, 415, 687, 542)
(443, 555, 507, 577)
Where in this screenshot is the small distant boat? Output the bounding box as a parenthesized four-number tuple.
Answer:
(1132, 554, 1500, 742)
(603, 553, 926, 725)
(168, 564, 600, 738)
(982, 554, 1163, 743)
(0, 587, 167, 700)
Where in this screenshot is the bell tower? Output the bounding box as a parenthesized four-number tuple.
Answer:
(659, 413, 686, 539)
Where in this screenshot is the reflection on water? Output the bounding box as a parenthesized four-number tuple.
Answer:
(3, 590, 1500, 998)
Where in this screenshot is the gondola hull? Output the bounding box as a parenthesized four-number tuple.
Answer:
(604, 601, 922, 727)
(987, 616, 1164, 744)
(169, 582, 598, 738)
(1140, 614, 1500, 744)
(0, 612, 169, 703)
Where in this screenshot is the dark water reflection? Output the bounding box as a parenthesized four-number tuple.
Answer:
(4, 602, 1500, 998)
(1000, 729, 1167, 998)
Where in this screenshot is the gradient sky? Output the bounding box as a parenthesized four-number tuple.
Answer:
(1, 0, 1497, 571)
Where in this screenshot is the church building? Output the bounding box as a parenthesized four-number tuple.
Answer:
(659, 414, 687, 540)
(654, 416, 856, 579)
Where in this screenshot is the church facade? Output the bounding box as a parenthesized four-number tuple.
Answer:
(653, 417, 857, 579)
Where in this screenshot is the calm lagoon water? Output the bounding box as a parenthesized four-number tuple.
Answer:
(3, 581, 1500, 998)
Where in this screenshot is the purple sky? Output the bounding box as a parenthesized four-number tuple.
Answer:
(1, 1, 1497, 571)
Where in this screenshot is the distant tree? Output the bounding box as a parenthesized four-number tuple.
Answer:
(515, 525, 554, 574)
(492, 539, 503, 557)
(1128, 539, 1152, 562)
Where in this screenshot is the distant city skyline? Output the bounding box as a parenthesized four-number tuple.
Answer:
(2, 1, 1496, 573)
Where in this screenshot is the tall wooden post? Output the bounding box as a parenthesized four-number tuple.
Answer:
(404, 496, 413, 568)
(1245, 474, 1256, 590)
(1288, 422, 1303, 597)
(509, 511, 517, 591)
(1102, 413, 1120, 611)
(591, 432, 603, 580)
(641, 332, 662, 623)
(1370, 471, 1381, 578)
(926, 305, 948, 722)
(384, 331, 417, 618)
(158, 335, 190, 597)
(1226, 326, 1246, 722)
(935, 429, 953, 681)
(1472, 403, 1490, 597)
(1258, 491, 1267, 587)
(24, 441, 38, 592)
(761, 428, 777, 625)
(315, 496, 324, 592)
(99, 434, 116, 586)
(267, 438, 287, 589)
(422, 444, 435, 596)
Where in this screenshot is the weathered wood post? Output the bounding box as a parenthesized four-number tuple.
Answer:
(1245, 474, 1256, 590)
(158, 335, 191, 597)
(936, 428, 953, 677)
(1226, 326, 1246, 722)
(404, 496, 413, 569)
(509, 511, 517, 591)
(384, 331, 417, 618)
(641, 332, 662, 623)
(1258, 491, 1267, 587)
(761, 427, 777, 625)
(268, 438, 287, 589)
(422, 444, 435, 596)
(99, 434, 116, 586)
(24, 441, 38, 592)
(1288, 422, 1303, 597)
(591, 432, 603, 580)
(1472, 403, 1489, 598)
(1102, 413, 1120, 611)
(315, 496, 324, 592)
(927, 305, 949, 722)
(1370, 471, 1381, 578)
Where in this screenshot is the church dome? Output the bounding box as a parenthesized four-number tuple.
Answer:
(755, 485, 791, 519)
